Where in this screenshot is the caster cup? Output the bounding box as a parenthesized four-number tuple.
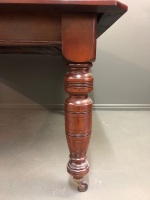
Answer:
(73, 178, 88, 192)
(78, 181, 88, 192)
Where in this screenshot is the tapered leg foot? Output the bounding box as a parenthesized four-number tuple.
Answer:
(64, 62, 93, 192)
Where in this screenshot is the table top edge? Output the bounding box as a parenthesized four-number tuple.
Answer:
(0, 0, 128, 11)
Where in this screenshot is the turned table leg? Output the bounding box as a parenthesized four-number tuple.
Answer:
(64, 62, 93, 192)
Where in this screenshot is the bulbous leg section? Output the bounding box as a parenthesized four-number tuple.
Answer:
(64, 62, 93, 192)
(67, 156, 89, 178)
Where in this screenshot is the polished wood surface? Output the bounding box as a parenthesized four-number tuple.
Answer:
(0, 0, 127, 6)
(0, 0, 128, 192)
(0, 7, 61, 46)
(0, 1, 128, 53)
(64, 62, 93, 191)
(62, 13, 96, 62)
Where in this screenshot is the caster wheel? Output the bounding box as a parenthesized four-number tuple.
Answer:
(78, 181, 88, 192)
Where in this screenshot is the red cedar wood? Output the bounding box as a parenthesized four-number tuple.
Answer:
(0, 0, 127, 9)
(0, 0, 128, 50)
(0, 8, 61, 45)
(62, 13, 97, 62)
(64, 62, 93, 192)
(0, 0, 128, 191)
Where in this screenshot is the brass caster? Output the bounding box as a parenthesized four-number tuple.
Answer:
(73, 178, 88, 192)
(78, 181, 88, 192)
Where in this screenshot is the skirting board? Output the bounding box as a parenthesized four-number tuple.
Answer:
(0, 104, 150, 110)
(93, 104, 150, 110)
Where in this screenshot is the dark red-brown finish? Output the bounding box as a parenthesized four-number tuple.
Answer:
(0, 0, 128, 192)
(64, 63, 93, 181)
(62, 13, 97, 62)
(0, 1, 128, 53)
(0, 0, 127, 8)
(0, 6, 61, 46)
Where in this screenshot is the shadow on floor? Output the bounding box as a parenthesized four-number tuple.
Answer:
(0, 108, 112, 198)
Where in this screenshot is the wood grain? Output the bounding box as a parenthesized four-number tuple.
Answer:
(0, 0, 128, 192)
(0, 0, 127, 9)
(0, 6, 61, 46)
(0, 1, 128, 53)
(62, 13, 96, 62)
(64, 62, 93, 187)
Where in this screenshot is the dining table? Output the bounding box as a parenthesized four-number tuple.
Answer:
(0, 0, 128, 192)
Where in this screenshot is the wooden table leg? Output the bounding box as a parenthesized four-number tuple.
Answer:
(64, 62, 93, 192)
